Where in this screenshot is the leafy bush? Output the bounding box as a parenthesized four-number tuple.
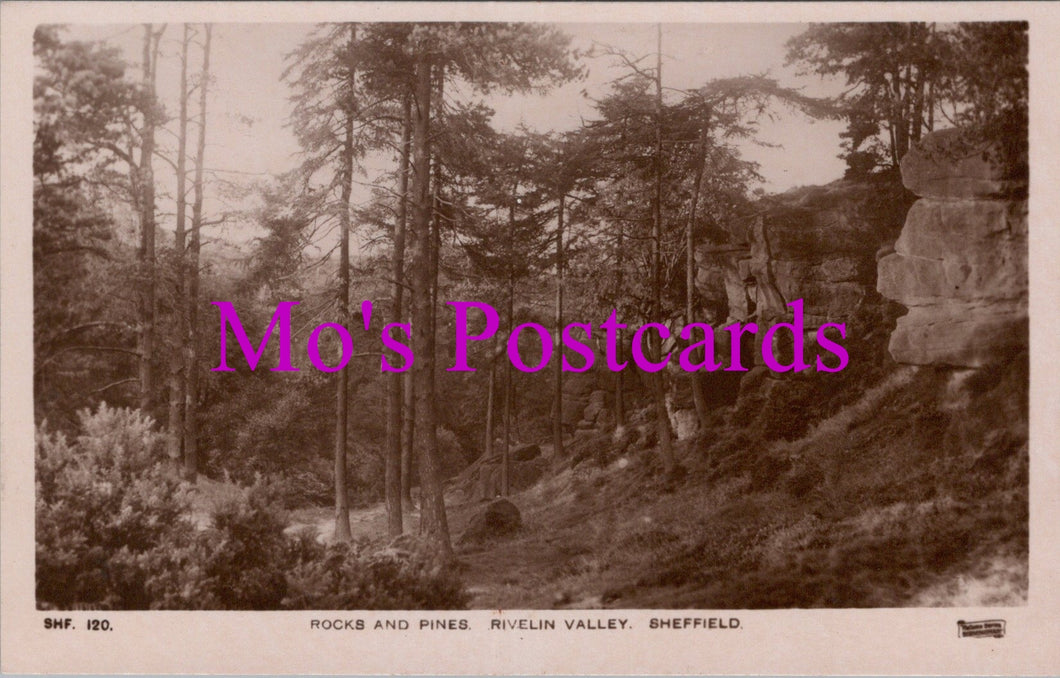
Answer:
(283, 541, 469, 610)
(267, 457, 333, 509)
(36, 403, 197, 609)
(196, 482, 292, 609)
(36, 404, 469, 610)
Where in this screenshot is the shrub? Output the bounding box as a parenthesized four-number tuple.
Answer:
(195, 481, 291, 609)
(283, 542, 469, 610)
(269, 457, 333, 509)
(36, 403, 197, 609)
(36, 406, 469, 610)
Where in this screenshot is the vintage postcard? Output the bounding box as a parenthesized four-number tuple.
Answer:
(2, 1, 1059, 674)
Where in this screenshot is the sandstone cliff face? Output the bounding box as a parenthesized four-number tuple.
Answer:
(695, 179, 911, 334)
(877, 129, 1028, 367)
(679, 179, 910, 438)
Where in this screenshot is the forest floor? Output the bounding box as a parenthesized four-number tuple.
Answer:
(234, 357, 1028, 610)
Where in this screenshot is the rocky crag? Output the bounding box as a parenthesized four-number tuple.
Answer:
(680, 176, 913, 439)
(695, 178, 912, 334)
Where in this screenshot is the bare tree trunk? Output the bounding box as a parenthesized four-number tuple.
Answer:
(888, 121, 899, 168)
(686, 125, 710, 433)
(401, 364, 415, 507)
(484, 335, 497, 459)
(385, 94, 411, 537)
(503, 192, 516, 496)
(911, 69, 926, 143)
(652, 24, 675, 476)
(926, 24, 936, 134)
(138, 24, 164, 414)
(410, 54, 452, 560)
(896, 63, 911, 161)
(926, 79, 935, 132)
(332, 24, 356, 543)
(429, 120, 441, 419)
(184, 24, 210, 483)
(886, 58, 906, 168)
(422, 67, 444, 526)
(614, 220, 626, 431)
(552, 193, 565, 455)
(167, 24, 191, 469)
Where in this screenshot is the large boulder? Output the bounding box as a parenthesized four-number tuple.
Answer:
(878, 129, 1028, 368)
(510, 458, 546, 490)
(511, 443, 541, 462)
(459, 498, 521, 544)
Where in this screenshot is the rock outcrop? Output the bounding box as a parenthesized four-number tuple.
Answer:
(877, 129, 1028, 367)
(556, 370, 619, 436)
(683, 179, 913, 435)
(695, 179, 912, 354)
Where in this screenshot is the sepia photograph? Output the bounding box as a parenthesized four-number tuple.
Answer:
(2, 2, 1058, 675)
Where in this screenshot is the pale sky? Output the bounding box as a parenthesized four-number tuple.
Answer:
(63, 23, 849, 244)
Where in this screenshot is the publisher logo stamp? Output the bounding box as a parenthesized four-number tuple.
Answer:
(957, 619, 1006, 638)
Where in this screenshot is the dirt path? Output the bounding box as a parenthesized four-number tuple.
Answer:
(286, 502, 417, 544)
(277, 443, 612, 609)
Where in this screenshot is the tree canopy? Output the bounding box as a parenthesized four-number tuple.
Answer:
(786, 21, 1028, 175)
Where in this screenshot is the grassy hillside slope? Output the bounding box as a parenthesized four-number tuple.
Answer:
(445, 346, 1028, 609)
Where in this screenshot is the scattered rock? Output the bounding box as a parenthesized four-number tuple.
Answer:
(561, 396, 588, 428)
(669, 408, 700, 441)
(594, 407, 615, 430)
(561, 372, 599, 427)
(436, 426, 470, 480)
(583, 390, 611, 424)
(511, 443, 541, 462)
(568, 430, 613, 467)
(611, 427, 635, 455)
(459, 498, 522, 545)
